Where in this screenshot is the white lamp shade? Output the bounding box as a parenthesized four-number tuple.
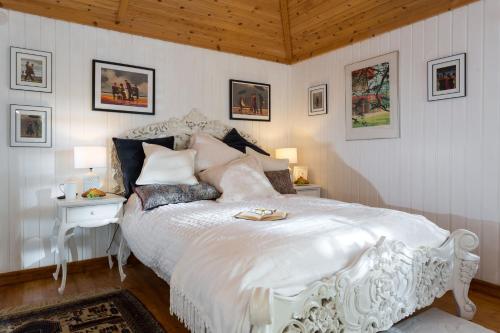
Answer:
(74, 146, 107, 169)
(275, 147, 298, 164)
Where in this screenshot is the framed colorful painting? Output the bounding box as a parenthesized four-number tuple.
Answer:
(345, 51, 399, 140)
(93, 60, 155, 115)
(10, 47, 52, 93)
(229, 79, 271, 121)
(427, 53, 466, 101)
(10, 104, 52, 148)
(308, 84, 327, 116)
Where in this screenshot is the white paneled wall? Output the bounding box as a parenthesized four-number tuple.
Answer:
(290, 0, 500, 284)
(0, 9, 291, 273)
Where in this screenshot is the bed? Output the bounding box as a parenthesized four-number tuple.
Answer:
(112, 110, 480, 333)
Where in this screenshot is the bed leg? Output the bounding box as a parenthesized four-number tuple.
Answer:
(451, 229, 480, 320)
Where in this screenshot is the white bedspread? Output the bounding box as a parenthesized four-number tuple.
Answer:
(122, 195, 449, 333)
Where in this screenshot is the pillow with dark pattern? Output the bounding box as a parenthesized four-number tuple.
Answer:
(134, 183, 221, 211)
(265, 170, 296, 195)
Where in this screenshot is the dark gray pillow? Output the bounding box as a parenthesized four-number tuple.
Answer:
(265, 170, 296, 194)
(134, 183, 221, 211)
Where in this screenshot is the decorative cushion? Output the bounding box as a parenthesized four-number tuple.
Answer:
(189, 132, 243, 173)
(199, 155, 280, 203)
(113, 136, 175, 198)
(246, 147, 289, 171)
(223, 128, 269, 156)
(265, 170, 297, 194)
(136, 143, 198, 186)
(134, 183, 221, 211)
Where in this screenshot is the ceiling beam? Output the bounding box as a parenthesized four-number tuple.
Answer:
(279, 0, 293, 62)
(116, 0, 129, 25)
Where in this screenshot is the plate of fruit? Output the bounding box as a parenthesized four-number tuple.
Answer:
(82, 188, 106, 199)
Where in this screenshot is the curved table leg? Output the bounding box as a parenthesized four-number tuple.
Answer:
(118, 235, 127, 282)
(57, 225, 72, 295)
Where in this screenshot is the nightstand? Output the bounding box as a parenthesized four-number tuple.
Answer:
(53, 193, 126, 294)
(294, 184, 321, 198)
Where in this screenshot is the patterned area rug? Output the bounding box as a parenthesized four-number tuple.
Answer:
(0, 290, 165, 333)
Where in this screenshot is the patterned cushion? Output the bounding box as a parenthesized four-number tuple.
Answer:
(134, 183, 221, 210)
(265, 170, 297, 194)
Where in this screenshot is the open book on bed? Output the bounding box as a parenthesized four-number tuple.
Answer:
(234, 208, 287, 221)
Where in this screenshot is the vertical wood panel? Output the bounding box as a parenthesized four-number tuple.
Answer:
(290, 0, 500, 285)
(0, 9, 291, 274)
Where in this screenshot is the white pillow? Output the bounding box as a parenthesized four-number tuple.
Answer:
(189, 132, 244, 173)
(199, 155, 280, 203)
(246, 147, 289, 171)
(135, 143, 198, 186)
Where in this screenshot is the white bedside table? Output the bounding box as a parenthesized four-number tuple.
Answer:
(53, 193, 126, 294)
(294, 184, 321, 198)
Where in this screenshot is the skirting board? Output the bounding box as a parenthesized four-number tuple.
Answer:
(0, 258, 498, 298)
(0, 256, 139, 287)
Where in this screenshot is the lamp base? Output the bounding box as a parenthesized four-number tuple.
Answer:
(83, 170, 101, 192)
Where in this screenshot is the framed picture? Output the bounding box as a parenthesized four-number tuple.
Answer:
(229, 79, 271, 121)
(10, 47, 52, 93)
(10, 104, 52, 148)
(308, 84, 327, 116)
(345, 51, 399, 140)
(92, 60, 155, 115)
(427, 53, 466, 101)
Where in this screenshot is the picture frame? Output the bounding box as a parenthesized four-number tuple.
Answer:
(10, 104, 52, 148)
(229, 79, 271, 121)
(92, 60, 155, 115)
(345, 51, 400, 140)
(308, 84, 327, 116)
(427, 53, 466, 101)
(10, 47, 52, 93)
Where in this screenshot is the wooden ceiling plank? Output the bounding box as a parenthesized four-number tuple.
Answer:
(280, 0, 293, 60)
(115, 0, 129, 24)
(131, 3, 282, 41)
(293, 0, 478, 62)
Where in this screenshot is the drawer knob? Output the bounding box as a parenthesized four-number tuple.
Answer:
(90, 211, 95, 215)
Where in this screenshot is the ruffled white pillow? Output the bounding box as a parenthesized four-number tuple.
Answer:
(189, 132, 244, 173)
(135, 143, 198, 186)
(199, 155, 280, 203)
(246, 147, 289, 171)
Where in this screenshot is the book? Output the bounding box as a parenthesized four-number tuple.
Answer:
(234, 208, 287, 221)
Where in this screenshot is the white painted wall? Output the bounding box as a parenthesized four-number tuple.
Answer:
(0, 10, 291, 273)
(290, 0, 500, 284)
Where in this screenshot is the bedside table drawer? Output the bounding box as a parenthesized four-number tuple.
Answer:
(67, 204, 119, 221)
(296, 188, 321, 198)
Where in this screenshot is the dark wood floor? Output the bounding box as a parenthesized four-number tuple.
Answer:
(1, 260, 499, 332)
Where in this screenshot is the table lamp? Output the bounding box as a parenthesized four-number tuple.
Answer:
(74, 146, 107, 192)
(275, 147, 298, 165)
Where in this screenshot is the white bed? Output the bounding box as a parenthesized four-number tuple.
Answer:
(114, 111, 480, 333)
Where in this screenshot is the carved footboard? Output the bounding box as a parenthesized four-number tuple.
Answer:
(249, 229, 479, 333)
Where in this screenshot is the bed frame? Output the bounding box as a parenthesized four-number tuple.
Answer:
(113, 110, 479, 333)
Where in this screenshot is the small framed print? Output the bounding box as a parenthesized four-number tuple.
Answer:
(10, 104, 52, 148)
(10, 47, 52, 93)
(229, 79, 271, 121)
(428, 53, 466, 101)
(93, 60, 155, 115)
(308, 84, 327, 116)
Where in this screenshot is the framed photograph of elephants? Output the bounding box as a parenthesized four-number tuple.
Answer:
(10, 47, 52, 93)
(345, 51, 400, 140)
(229, 79, 271, 121)
(92, 60, 155, 115)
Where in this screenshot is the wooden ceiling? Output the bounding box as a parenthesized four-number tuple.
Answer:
(1, 0, 477, 64)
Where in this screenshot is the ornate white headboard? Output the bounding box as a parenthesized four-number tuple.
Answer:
(111, 110, 259, 194)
